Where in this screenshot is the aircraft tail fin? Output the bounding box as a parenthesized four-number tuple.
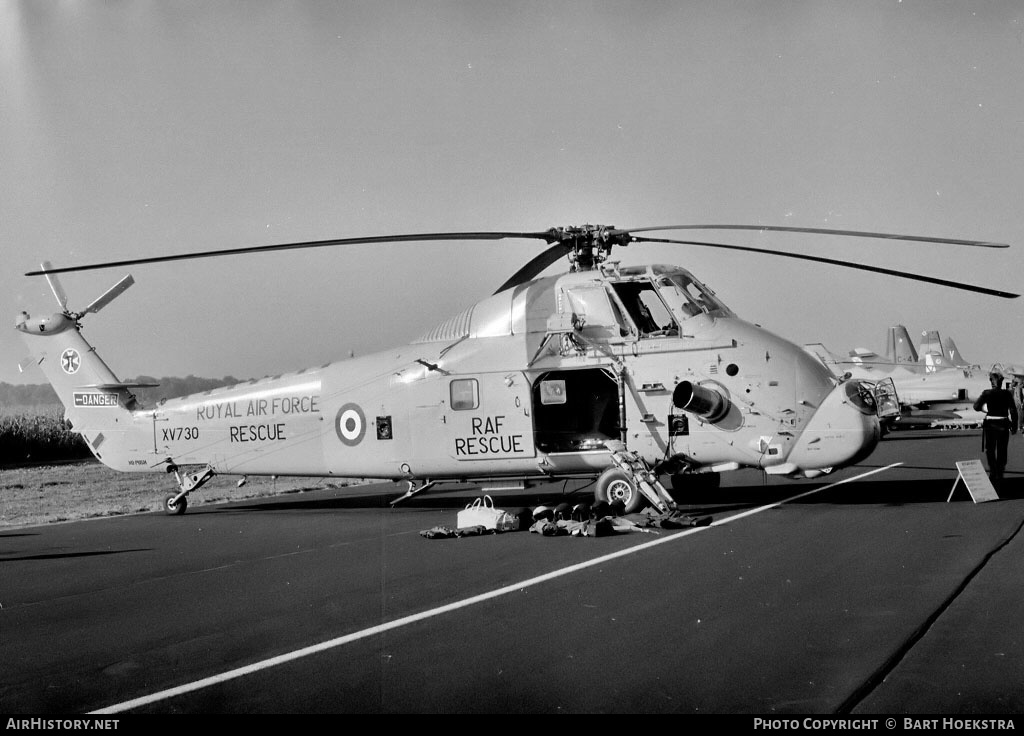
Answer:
(941, 336, 969, 367)
(886, 325, 918, 364)
(15, 268, 147, 459)
(919, 330, 953, 370)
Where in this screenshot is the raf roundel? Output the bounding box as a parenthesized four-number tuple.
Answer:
(335, 403, 366, 446)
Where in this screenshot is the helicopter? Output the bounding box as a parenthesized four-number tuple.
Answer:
(15, 224, 1018, 515)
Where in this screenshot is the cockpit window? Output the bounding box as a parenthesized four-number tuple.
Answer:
(659, 273, 732, 319)
(609, 281, 678, 338)
(843, 379, 877, 416)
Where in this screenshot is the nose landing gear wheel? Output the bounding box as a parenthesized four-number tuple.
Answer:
(164, 494, 188, 515)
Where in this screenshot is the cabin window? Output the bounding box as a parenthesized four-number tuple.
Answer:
(539, 379, 567, 405)
(563, 286, 627, 340)
(450, 378, 479, 410)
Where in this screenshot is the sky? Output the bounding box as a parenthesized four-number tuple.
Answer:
(2, 1, 1022, 386)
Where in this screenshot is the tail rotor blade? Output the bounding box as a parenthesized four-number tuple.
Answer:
(40, 261, 69, 312)
(82, 275, 135, 315)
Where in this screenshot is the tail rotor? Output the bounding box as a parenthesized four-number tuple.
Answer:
(38, 261, 134, 321)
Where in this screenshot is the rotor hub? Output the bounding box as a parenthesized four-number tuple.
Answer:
(547, 224, 632, 271)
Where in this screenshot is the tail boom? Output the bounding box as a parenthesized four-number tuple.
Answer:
(16, 311, 150, 470)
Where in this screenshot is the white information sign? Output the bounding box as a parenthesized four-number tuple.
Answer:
(947, 459, 999, 503)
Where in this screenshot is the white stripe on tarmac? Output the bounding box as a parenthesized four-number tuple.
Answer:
(92, 462, 902, 714)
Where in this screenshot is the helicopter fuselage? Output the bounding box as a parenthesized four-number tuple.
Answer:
(25, 264, 883, 493)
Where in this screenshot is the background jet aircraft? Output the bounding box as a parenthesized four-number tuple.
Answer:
(804, 325, 1012, 430)
(917, 329, 977, 372)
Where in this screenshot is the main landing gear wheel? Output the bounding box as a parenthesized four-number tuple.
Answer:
(164, 493, 188, 515)
(595, 467, 645, 514)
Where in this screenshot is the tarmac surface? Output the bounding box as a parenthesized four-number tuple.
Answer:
(1, 429, 1023, 715)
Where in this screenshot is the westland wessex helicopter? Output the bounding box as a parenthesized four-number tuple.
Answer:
(15, 224, 1018, 515)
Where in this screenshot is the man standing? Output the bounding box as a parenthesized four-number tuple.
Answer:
(973, 371, 1019, 486)
(1013, 376, 1024, 434)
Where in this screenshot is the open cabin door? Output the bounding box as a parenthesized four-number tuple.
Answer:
(531, 367, 621, 453)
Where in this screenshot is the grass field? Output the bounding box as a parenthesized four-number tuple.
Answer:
(0, 460, 374, 528)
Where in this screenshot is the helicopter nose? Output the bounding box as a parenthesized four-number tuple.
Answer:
(786, 382, 881, 474)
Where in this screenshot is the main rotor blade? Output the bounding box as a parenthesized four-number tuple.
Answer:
(82, 274, 135, 315)
(39, 261, 69, 310)
(631, 236, 1019, 299)
(494, 243, 571, 293)
(620, 225, 1008, 248)
(24, 231, 555, 276)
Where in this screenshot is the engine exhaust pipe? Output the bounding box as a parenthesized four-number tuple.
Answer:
(673, 381, 730, 423)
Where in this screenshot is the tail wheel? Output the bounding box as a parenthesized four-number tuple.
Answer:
(595, 468, 645, 514)
(164, 494, 188, 515)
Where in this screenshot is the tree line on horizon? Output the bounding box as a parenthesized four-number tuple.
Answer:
(1, 375, 250, 411)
